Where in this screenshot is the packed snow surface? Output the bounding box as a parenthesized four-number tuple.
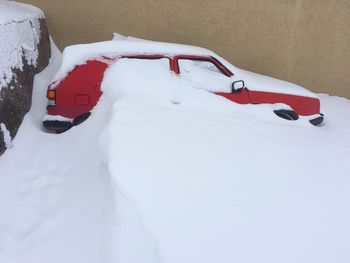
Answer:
(0, 42, 350, 263)
(0, 0, 43, 89)
(52, 38, 316, 98)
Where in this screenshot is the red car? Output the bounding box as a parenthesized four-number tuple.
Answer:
(43, 40, 323, 132)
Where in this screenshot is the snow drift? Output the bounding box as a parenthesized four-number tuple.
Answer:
(98, 58, 350, 263)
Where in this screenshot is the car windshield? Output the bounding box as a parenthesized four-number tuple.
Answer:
(178, 59, 232, 92)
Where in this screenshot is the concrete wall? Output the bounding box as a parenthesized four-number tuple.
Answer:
(22, 0, 350, 98)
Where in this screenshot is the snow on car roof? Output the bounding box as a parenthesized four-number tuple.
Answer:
(52, 39, 218, 82)
(52, 37, 318, 99)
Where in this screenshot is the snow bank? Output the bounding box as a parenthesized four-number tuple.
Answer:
(0, 0, 43, 89)
(101, 58, 186, 104)
(98, 59, 350, 263)
(0, 40, 116, 263)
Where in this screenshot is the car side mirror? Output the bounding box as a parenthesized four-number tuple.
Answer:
(232, 80, 245, 92)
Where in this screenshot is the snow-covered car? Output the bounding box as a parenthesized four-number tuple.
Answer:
(43, 39, 324, 132)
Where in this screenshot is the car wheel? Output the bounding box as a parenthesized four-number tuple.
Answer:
(274, 109, 299, 121)
(73, 112, 91, 126)
(309, 113, 324, 126)
(43, 120, 73, 133)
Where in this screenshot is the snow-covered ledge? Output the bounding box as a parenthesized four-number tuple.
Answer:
(0, 0, 51, 155)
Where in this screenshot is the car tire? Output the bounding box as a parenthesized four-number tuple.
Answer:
(274, 109, 299, 121)
(309, 113, 324, 126)
(73, 112, 91, 126)
(43, 120, 73, 133)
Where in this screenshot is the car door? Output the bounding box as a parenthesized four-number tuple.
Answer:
(175, 56, 250, 104)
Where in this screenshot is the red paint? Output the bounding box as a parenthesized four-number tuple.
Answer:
(215, 90, 250, 104)
(75, 94, 90, 105)
(47, 55, 173, 119)
(47, 59, 109, 118)
(46, 54, 321, 123)
(249, 91, 320, 116)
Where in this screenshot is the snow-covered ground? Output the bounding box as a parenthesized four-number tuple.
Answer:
(0, 41, 115, 263)
(0, 40, 350, 263)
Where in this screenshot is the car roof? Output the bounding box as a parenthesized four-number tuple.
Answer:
(52, 40, 218, 83)
(51, 39, 318, 99)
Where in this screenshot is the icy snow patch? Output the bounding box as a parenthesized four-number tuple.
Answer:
(0, 0, 43, 89)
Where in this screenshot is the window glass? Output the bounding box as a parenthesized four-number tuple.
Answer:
(178, 59, 232, 92)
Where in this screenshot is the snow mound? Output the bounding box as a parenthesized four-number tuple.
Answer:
(98, 59, 350, 263)
(0, 0, 43, 89)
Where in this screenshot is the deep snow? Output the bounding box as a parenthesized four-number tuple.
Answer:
(0, 41, 115, 263)
(0, 40, 350, 263)
(100, 59, 350, 263)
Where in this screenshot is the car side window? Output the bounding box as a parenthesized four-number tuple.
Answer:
(178, 59, 232, 92)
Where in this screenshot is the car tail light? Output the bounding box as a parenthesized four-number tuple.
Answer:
(47, 90, 56, 105)
(47, 89, 56, 99)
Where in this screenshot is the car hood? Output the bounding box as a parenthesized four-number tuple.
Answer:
(234, 68, 318, 98)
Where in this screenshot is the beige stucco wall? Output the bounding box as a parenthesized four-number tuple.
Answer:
(22, 0, 350, 99)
